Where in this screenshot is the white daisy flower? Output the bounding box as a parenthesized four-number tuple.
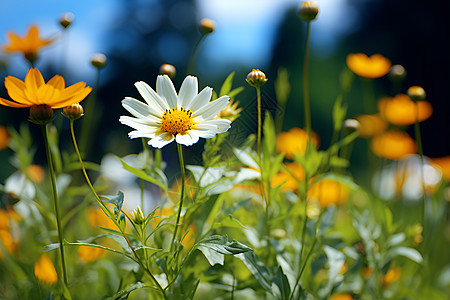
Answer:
(119, 75, 232, 148)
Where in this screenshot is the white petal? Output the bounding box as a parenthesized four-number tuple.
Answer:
(156, 75, 177, 108)
(188, 87, 213, 112)
(134, 81, 169, 113)
(178, 76, 198, 109)
(128, 130, 158, 139)
(122, 97, 161, 121)
(196, 119, 231, 133)
(175, 131, 200, 146)
(192, 96, 229, 120)
(190, 129, 216, 139)
(149, 132, 174, 149)
(119, 116, 160, 131)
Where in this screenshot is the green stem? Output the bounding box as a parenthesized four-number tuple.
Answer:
(187, 34, 207, 75)
(303, 21, 312, 139)
(41, 125, 69, 287)
(290, 212, 322, 300)
(170, 143, 186, 252)
(79, 68, 101, 155)
(69, 121, 167, 299)
(414, 115, 426, 226)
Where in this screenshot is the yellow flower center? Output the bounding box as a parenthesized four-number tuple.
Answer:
(160, 107, 194, 135)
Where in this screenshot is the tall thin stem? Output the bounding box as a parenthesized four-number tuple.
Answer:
(41, 125, 69, 286)
(414, 114, 426, 226)
(303, 21, 312, 139)
(69, 120, 167, 299)
(187, 34, 206, 75)
(170, 143, 186, 252)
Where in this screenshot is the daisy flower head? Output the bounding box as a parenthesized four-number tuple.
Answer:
(120, 75, 232, 148)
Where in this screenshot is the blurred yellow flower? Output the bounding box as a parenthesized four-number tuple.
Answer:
(78, 246, 106, 263)
(378, 94, 432, 126)
(308, 179, 349, 207)
(270, 162, 305, 192)
(276, 127, 319, 159)
(356, 114, 387, 137)
(431, 156, 450, 180)
(0, 126, 10, 150)
(151, 206, 174, 228)
(382, 266, 401, 287)
(87, 207, 115, 229)
(0, 68, 91, 109)
(34, 254, 58, 284)
(26, 164, 45, 183)
(217, 98, 242, 122)
(0, 229, 19, 257)
(346, 53, 391, 78)
(181, 224, 196, 249)
(370, 130, 416, 160)
(3, 26, 52, 63)
(330, 294, 353, 300)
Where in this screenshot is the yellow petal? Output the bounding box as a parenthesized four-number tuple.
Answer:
(34, 255, 58, 284)
(47, 75, 65, 90)
(4, 76, 34, 105)
(25, 68, 45, 96)
(0, 97, 29, 108)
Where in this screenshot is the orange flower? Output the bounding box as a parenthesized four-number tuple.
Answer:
(382, 266, 401, 287)
(270, 162, 305, 192)
(346, 53, 391, 78)
(370, 130, 417, 160)
(34, 254, 58, 284)
(308, 179, 349, 207)
(151, 206, 174, 228)
(78, 246, 106, 263)
(276, 127, 319, 159)
(356, 114, 387, 137)
(0, 126, 10, 150)
(330, 294, 353, 300)
(0, 68, 91, 109)
(431, 156, 450, 180)
(26, 164, 45, 183)
(87, 207, 116, 229)
(378, 94, 432, 126)
(3, 26, 52, 63)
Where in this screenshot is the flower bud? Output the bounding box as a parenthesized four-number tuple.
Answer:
(389, 64, 406, 80)
(28, 105, 53, 125)
(59, 12, 74, 29)
(62, 103, 84, 120)
(407, 86, 426, 101)
(343, 118, 360, 133)
(246, 69, 268, 88)
(91, 53, 107, 69)
(159, 64, 177, 78)
(132, 206, 145, 225)
(299, 1, 319, 22)
(199, 18, 215, 34)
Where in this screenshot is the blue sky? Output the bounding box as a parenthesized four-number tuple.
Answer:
(0, 0, 357, 83)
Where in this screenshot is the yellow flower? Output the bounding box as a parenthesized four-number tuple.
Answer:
(78, 246, 106, 263)
(26, 164, 45, 183)
(330, 294, 353, 300)
(270, 162, 305, 192)
(0, 68, 92, 109)
(34, 254, 58, 284)
(87, 207, 115, 229)
(0, 126, 10, 150)
(3, 26, 52, 63)
(276, 127, 319, 159)
(431, 156, 450, 180)
(355, 114, 387, 138)
(378, 94, 432, 126)
(217, 98, 242, 122)
(308, 179, 349, 207)
(370, 130, 417, 160)
(382, 266, 401, 287)
(346, 53, 391, 78)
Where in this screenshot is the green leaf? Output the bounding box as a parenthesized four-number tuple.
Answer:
(105, 282, 146, 300)
(227, 86, 245, 99)
(273, 267, 291, 300)
(386, 247, 423, 264)
(236, 251, 273, 293)
(197, 235, 252, 255)
(219, 72, 235, 97)
(197, 245, 224, 266)
(118, 157, 168, 192)
(332, 95, 347, 133)
(101, 191, 124, 212)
